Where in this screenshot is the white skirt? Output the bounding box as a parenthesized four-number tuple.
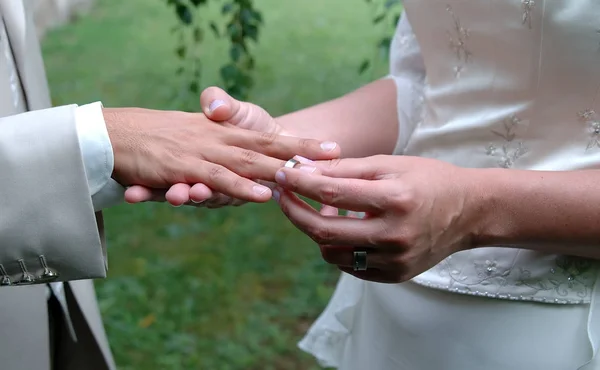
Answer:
(299, 273, 600, 370)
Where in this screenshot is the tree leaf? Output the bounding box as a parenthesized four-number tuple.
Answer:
(175, 4, 192, 25)
(209, 22, 220, 37)
(245, 24, 259, 42)
(222, 3, 233, 14)
(385, 0, 400, 9)
(229, 44, 243, 62)
(193, 27, 203, 42)
(176, 45, 186, 58)
(373, 14, 385, 24)
(358, 60, 370, 74)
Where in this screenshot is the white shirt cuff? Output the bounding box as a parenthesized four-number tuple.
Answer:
(75, 101, 124, 211)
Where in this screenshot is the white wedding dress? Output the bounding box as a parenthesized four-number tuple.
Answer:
(299, 1, 600, 369)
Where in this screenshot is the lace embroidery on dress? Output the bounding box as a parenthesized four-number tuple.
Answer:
(522, 0, 535, 29)
(577, 109, 600, 150)
(420, 254, 596, 303)
(446, 4, 471, 78)
(485, 115, 529, 168)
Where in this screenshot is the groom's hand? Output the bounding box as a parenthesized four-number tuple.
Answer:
(106, 105, 339, 204)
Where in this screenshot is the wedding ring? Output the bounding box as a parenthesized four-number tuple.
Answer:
(353, 250, 368, 271)
(284, 158, 300, 169)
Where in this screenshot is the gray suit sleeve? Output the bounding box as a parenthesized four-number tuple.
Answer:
(0, 104, 107, 286)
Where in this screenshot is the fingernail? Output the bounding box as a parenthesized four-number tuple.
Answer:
(191, 199, 206, 204)
(253, 185, 270, 196)
(320, 141, 337, 152)
(272, 189, 280, 203)
(299, 165, 317, 173)
(208, 99, 225, 113)
(275, 170, 286, 184)
(294, 155, 314, 164)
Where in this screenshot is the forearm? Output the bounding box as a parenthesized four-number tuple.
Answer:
(473, 168, 600, 258)
(276, 78, 399, 158)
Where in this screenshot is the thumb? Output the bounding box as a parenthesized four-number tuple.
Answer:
(200, 86, 239, 122)
(200, 86, 278, 133)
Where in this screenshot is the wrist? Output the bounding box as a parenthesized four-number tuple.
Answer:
(101, 107, 128, 185)
(464, 167, 515, 248)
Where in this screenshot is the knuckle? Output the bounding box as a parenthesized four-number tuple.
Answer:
(318, 182, 342, 204)
(308, 225, 333, 244)
(208, 166, 226, 182)
(257, 132, 277, 147)
(239, 149, 259, 166)
(298, 138, 313, 151)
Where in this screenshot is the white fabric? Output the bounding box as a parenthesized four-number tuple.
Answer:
(47, 102, 123, 333)
(75, 101, 125, 211)
(300, 2, 600, 369)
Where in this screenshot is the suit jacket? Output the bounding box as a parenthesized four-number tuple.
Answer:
(0, 1, 115, 369)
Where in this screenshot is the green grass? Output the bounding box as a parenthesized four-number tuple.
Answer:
(42, 0, 389, 369)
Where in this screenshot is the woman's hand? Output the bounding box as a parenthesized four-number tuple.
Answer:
(271, 155, 483, 283)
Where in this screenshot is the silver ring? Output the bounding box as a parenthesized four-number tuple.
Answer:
(353, 250, 368, 271)
(284, 158, 300, 169)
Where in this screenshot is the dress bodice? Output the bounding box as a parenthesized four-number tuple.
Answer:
(391, 0, 600, 304)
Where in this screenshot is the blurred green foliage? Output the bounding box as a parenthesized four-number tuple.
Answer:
(165, 0, 401, 99)
(42, 0, 390, 368)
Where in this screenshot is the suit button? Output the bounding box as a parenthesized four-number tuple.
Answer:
(14, 259, 35, 285)
(0, 264, 11, 286)
(36, 255, 59, 283)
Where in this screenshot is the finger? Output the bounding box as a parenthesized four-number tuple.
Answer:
(274, 167, 384, 213)
(320, 203, 339, 217)
(320, 245, 388, 269)
(165, 183, 191, 206)
(124, 186, 166, 203)
(202, 146, 325, 183)
(201, 86, 237, 122)
(312, 157, 388, 180)
(124, 185, 154, 203)
(201, 86, 279, 134)
(274, 188, 379, 246)
(201, 146, 287, 182)
(224, 127, 341, 161)
(189, 183, 213, 203)
(187, 162, 273, 203)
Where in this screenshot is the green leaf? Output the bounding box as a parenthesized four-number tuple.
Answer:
(226, 23, 242, 39)
(209, 22, 220, 37)
(220, 64, 238, 82)
(193, 27, 203, 42)
(245, 24, 259, 42)
(189, 81, 199, 93)
(176, 45, 186, 58)
(222, 3, 233, 14)
(373, 14, 385, 24)
(229, 44, 243, 62)
(358, 60, 370, 74)
(244, 56, 255, 70)
(175, 66, 184, 75)
(384, 0, 400, 9)
(378, 36, 392, 59)
(175, 4, 192, 25)
(190, 0, 207, 6)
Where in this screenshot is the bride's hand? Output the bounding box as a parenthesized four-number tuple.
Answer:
(125, 87, 335, 207)
(271, 155, 482, 283)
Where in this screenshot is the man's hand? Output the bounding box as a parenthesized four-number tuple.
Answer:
(124, 88, 330, 206)
(104, 106, 339, 204)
